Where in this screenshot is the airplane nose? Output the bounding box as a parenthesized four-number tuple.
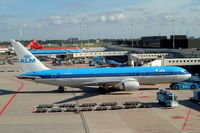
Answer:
(188, 73, 192, 79)
(185, 73, 192, 81)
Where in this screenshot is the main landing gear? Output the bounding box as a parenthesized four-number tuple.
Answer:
(99, 85, 112, 93)
(57, 86, 65, 93)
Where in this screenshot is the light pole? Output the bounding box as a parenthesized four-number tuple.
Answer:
(19, 24, 25, 40)
(19, 27, 22, 40)
(198, 24, 200, 38)
(79, 22, 82, 45)
(171, 19, 175, 49)
(180, 21, 184, 34)
(87, 24, 90, 44)
(159, 23, 162, 36)
(130, 24, 134, 47)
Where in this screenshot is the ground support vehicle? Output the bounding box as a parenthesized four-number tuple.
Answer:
(157, 88, 178, 107)
(170, 82, 200, 90)
(190, 90, 200, 104)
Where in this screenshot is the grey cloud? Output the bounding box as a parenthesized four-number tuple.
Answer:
(40, 16, 66, 25)
(0, 14, 19, 19)
(38, 15, 88, 26)
(124, 7, 146, 12)
(188, 6, 200, 12)
(88, 10, 123, 17)
(98, 13, 125, 23)
(157, 11, 183, 22)
(85, 10, 126, 24)
(0, 21, 18, 31)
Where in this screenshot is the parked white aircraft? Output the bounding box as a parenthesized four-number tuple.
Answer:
(0, 47, 9, 53)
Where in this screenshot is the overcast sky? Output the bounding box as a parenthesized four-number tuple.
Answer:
(0, 0, 200, 41)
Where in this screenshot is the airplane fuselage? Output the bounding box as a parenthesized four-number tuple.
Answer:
(19, 66, 191, 87)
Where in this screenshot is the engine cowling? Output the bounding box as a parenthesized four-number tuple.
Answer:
(114, 79, 140, 91)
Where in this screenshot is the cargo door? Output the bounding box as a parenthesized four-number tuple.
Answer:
(140, 70, 147, 83)
(174, 72, 180, 82)
(51, 74, 56, 80)
(93, 73, 96, 81)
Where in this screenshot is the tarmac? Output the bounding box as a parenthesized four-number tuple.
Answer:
(0, 62, 200, 133)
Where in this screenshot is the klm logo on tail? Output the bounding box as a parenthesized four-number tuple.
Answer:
(20, 54, 36, 63)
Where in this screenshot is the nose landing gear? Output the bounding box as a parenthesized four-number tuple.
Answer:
(58, 86, 65, 93)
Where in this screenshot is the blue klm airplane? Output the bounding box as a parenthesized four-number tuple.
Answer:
(11, 40, 191, 92)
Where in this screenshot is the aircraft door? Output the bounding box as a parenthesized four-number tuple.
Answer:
(140, 70, 145, 76)
(174, 72, 180, 82)
(93, 73, 96, 80)
(51, 74, 57, 80)
(140, 70, 146, 83)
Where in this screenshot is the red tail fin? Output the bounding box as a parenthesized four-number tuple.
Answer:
(26, 39, 43, 49)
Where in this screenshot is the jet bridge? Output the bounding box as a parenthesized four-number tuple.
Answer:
(129, 53, 173, 66)
(142, 58, 200, 67)
(129, 53, 200, 67)
(67, 51, 128, 58)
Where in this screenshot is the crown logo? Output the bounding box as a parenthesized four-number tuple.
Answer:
(24, 54, 31, 58)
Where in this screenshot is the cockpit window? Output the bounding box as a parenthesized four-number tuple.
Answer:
(182, 71, 188, 73)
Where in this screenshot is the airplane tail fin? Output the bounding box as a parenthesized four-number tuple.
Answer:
(11, 39, 49, 73)
(26, 39, 43, 49)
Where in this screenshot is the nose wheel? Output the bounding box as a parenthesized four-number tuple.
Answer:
(99, 85, 112, 93)
(58, 86, 65, 93)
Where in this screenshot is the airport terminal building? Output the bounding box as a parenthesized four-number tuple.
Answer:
(109, 35, 200, 74)
(112, 35, 200, 49)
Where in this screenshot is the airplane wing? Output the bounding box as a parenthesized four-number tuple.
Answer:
(17, 76, 42, 80)
(83, 79, 122, 86)
(83, 78, 140, 91)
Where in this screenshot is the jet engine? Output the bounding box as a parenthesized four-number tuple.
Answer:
(114, 79, 140, 91)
